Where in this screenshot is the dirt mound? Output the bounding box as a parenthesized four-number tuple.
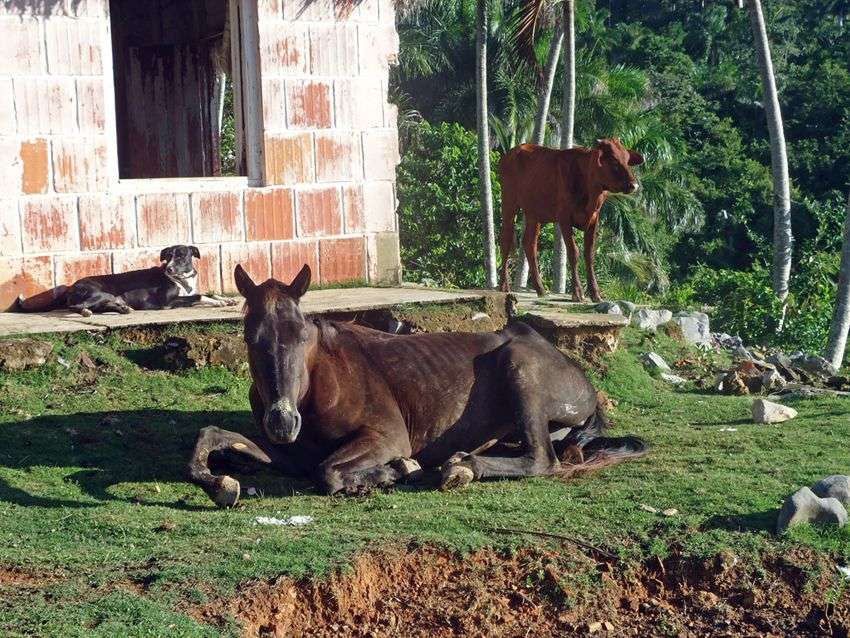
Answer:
(195, 545, 850, 637)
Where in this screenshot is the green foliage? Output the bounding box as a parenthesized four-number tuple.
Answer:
(397, 122, 502, 288)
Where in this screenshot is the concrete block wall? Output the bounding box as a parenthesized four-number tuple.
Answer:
(0, 0, 402, 308)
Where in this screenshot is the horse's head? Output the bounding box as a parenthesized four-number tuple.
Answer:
(234, 263, 313, 444)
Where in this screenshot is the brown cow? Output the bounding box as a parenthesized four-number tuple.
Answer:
(498, 138, 644, 301)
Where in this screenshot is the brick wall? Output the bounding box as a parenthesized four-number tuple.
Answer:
(0, 0, 402, 309)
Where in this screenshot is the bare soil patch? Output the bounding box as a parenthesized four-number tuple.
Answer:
(195, 544, 850, 637)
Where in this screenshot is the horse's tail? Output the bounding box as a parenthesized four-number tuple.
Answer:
(13, 285, 69, 312)
(556, 398, 648, 478)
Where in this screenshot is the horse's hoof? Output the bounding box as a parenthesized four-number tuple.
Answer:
(440, 463, 474, 491)
(535, 289, 547, 298)
(212, 475, 240, 508)
(80, 308, 93, 317)
(119, 305, 133, 314)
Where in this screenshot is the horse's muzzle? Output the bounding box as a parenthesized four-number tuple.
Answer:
(264, 406, 301, 444)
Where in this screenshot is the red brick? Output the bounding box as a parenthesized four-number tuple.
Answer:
(285, 80, 332, 129)
(309, 25, 358, 76)
(78, 194, 135, 250)
(363, 181, 396, 232)
(0, 18, 43, 75)
(52, 137, 108, 193)
(77, 78, 106, 133)
(358, 25, 399, 75)
(21, 197, 78, 253)
(112, 248, 161, 273)
(0, 200, 21, 256)
(54, 252, 110, 285)
(334, 78, 384, 129)
(320, 237, 366, 284)
(264, 134, 314, 185)
(271, 240, 319, 284)
(296, 188, 343, 237)
(245, 188, 294, 241)
(20, 138, 48, 194)
(261, 79, 286, 133)
(14, 77, 77, 135)
(221, 243, 271, 293)
(0, 255, 53, 310)
(362, 130, 399, 180)
(191, 192, 243, 244)
(45, 18, 102, 75)
(196, 245, 222, 294)
(342, 184, 366, 233)
(258, 23, 308, 75)
(136, 194, 191, 247)
(316, 131, 361, 182)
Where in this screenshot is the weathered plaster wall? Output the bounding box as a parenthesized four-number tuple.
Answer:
(0, 0, 401, 309)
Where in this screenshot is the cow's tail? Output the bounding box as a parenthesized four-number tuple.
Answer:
(556, 398, 648, 478)
(12, 285, 69, 312)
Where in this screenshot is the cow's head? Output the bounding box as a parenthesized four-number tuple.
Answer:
(593, 138, 644, 194)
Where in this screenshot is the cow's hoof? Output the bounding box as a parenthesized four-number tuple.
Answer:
(80, 308, 93, 317)
(440, 460, 474, 491)
(212, 475, 241, 508)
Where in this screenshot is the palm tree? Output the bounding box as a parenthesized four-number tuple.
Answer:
(477, 0, 498, 288)
(825, 190, 850, 370)
(744, 0, 792, 302)
(552, 0, 575, 295)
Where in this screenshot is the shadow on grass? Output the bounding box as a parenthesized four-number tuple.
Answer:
(701, 509, 778, 533)
(0, 409, 314, 510)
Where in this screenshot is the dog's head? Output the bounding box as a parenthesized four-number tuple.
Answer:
(159, 245, 200, 280)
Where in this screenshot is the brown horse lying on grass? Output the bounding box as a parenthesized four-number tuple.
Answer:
(187, 265, 648, 506)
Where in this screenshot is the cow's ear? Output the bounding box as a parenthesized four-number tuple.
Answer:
(189, 245, 201, 259)
(628, 150, 645, 166)
(234, 264, 257, 298)
(288, 264, 312, 300)
(159, 246, 174, 263)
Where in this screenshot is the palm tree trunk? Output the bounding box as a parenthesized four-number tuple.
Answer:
(825, 190, 850, 370)
(746, 0, 792, 302)
(476, 0, 498, 288)
(515, 27, 565, 290)
(553, 0, 576, 295)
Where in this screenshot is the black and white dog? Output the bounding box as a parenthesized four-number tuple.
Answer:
(16, 245, 236, 316)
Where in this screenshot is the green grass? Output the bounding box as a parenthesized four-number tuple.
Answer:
(1, 325, 849, 635)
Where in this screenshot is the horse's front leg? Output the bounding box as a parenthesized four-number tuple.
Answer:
(317, 426, 412, 496)
(187, 426, 275, 508)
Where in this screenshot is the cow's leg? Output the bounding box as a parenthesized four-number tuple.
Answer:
(563, 224, 583, 302)
(440, 344, 559, 489)
(498, 202, 518, 292)
(522, 222, 546, 297)
(584, 221, 602, 302)
(317, 426, 411, 495)
(187, 426, 275, 507)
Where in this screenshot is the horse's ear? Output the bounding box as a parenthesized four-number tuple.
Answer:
(628, 150, 644, 166)
(288, 264, 311, 300)
(234, 264, 257, 298)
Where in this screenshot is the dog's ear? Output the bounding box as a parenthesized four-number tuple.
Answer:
(189, 245, 201, 259)
(234, 264, 257, 298)
(288, 264, 312, 300)
(159, 246, 175, 263)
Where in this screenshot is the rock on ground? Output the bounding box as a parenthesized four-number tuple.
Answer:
(631, 309, 672, 332)
(595, 302, 623, 315)
(790, 353, 838, 378)
(616, 300, 637, 317)
(661, 373, 687, 385)
(811, 475, 850, 508)
(671, 311, 711, 345)
(776, 486, 848, 533)
(752, 399, 798, 424)
(641, 352, 671, 373)
(0, 338, 53, 371)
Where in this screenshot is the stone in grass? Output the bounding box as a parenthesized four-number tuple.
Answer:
(595, 301, 623, 315)
(752, 399, 798, 424)
(661, 372, 687, 385)
(616, 300, 637, 317)
(631, 309, 673, 332)
(776, 487, 848, 533)
(671, 311, 711, 345)
(811, 475, 850, 509)
(0, 338, 53, 372)
(640, 352, 671, 373)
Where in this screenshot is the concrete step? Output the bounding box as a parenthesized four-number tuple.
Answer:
(520, 310, 629, 360)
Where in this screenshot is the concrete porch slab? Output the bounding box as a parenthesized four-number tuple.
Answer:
(0, 287, 487, 337)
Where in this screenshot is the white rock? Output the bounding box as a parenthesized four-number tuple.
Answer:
(661, 373, 687, 385)
(672, 311, 711, 345)
(255, 515, 314, 526)
(752, 399, 798, 424)
(641, 352, 671, 372)
(631, 309, 673, 332)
